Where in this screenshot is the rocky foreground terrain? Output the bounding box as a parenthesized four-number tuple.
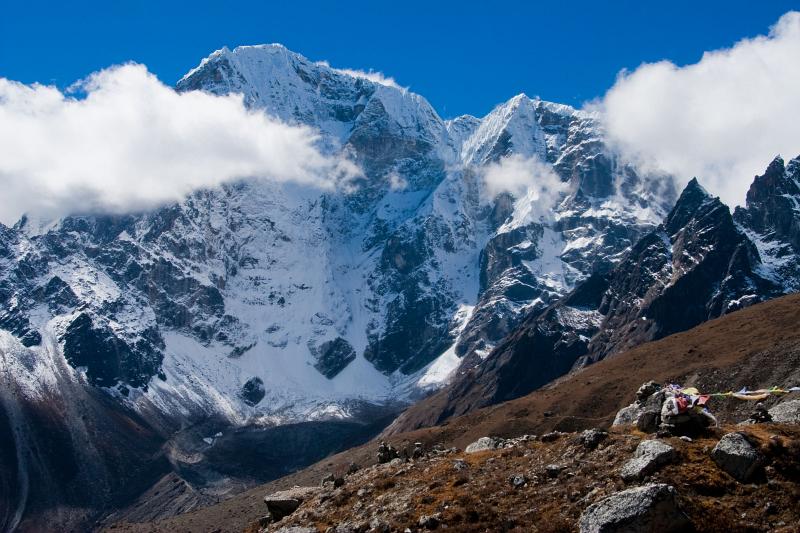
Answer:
(103, 293, 800, 532)
(244, 418, 800, 533)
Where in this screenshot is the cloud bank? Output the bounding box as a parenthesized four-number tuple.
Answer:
(481, 154, 566, 218)
(600, 11, 800, 207)
(0, 64, 359, 224)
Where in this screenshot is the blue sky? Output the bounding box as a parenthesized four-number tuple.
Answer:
(0, 0, 797, 118)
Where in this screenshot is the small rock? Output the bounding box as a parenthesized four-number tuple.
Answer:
(620, 439, 676, 482)
(509, 473, 527, 487)
(453, 459, 468, 471)
(580, 428, 609, 450)
(388, 457, 404, 467)
(418, 514, 440, 529)
(541, 431, 562, 443)
(545, 464, 566, 478)
(377, 441, 399, 464)
(578, 483, 691, 533)
(680, 436, 693, 442)
(748, 402, 773, 423)
(544, 410, 554, 417)
(263, 486, 318, 521)
(346, 462, 360, 475)
(369, 517, 390, 532)
(465, 436, 501, 453)
(711, 432, 763, 482)
(273, 528, 317, 533)
(636, 381, 662, 402)
(768, 399, 800, 424)
(412, 442, 424, 459)
(321, 473, 335, 486)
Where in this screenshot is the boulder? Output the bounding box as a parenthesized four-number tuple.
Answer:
(580, 428, 609, 450)
(578, 483, 691, 533)
(465, 436, 501, 453)
(264, 486, 318, 521)
(636, 410, 661, 434)
(613, 403, 643, 426)
(768, 399, 800, 424)
(711, 432, 763, 482)
(620, 440, 676, 481)
(613, 382, 666, 428)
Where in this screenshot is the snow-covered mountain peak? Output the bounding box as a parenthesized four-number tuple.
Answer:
(176, 44, 449, 158)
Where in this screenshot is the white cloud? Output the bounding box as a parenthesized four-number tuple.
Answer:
(335, 68, 404, 90)
(387, 172, 408, 191)
(481, 154, 566, 217)
(315, 60, 405, 90)
(0, 63, 360, 224)
(599, 11, 800, 207)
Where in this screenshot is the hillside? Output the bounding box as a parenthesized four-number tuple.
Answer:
(104, 292, 800, 532)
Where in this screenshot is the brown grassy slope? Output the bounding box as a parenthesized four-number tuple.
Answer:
(105, 293, 800, 533)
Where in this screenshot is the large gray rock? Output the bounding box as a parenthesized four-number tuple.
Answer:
(578, 483, 691, 533)
(620, 440, 676, 481)
(613, 383, 666, 429)
(465, 436, 501, 453)
(768, 399, 800, 424)
(264, 486, 318, 521)
(711, 432, 763, 482)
